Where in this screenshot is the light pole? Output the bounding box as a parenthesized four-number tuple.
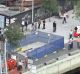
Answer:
(4, 38, 8, 74)
(32, 0, 34, 23)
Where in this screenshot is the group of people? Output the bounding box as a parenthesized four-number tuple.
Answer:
(68, 26, 80, 50)
(68, 27, 80, 50)
(7, 53, 28, 74)
(21, 9, 69, 32)
(21, 14, 68, 33)
(9, 65, 22, 74)
(21, 18, 46, 32)
(8, 58, 28, 74)
(21, 17, 57, 32)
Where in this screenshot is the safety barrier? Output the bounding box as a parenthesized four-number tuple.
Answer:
(23, 50, 80, 74)
(7, 31, 64, 60)
(25, 31, 64, 60)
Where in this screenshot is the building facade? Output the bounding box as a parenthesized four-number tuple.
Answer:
(5, 0, 42, 7)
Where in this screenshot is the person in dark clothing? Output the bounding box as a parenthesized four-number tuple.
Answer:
(69, 29, 73, 39)
(74, 27, 77, 31)
(53, 21, 56, 32)
(25, 20, 28, 31)
(38, 19, 41, 29)
(62, 17, 67, 24)
(0, 27, 1, 34)
(43, 19, 45, 29)
(32, 22, 34, 26)
(32, 23, 34, 31)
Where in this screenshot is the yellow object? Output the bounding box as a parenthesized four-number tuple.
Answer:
(17, 47, 26, 53)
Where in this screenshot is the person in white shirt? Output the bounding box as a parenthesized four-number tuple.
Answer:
(21, 19, 25, 32)
(18, 60, 23, 67)
(62, 12, 68, 24)
(62, 14, 67, 24)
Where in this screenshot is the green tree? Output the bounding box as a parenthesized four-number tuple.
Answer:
(75, 0, 80, 18)
(42, 0, 50, 10)
(4, 26, 24, 48)
(42, 0, 58, 14)
(50, 0, 58, 14)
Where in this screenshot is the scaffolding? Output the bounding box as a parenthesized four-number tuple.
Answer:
(0, 37, 8, 74)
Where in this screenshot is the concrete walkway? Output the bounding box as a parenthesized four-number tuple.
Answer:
(25, 10, 79, 43)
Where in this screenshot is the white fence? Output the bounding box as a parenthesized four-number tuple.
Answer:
(23, 51, 80, 74)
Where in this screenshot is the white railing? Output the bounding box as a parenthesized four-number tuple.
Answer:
(23, 51, 80, 74)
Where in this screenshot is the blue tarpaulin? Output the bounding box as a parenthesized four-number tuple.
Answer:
(7, 31, 64, 60)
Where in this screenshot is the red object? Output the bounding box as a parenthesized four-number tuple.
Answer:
(7, 59, 17, 70)
(73, 31, 79, 37)
(8, 68, 20, 74)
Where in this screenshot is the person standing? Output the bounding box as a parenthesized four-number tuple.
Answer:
(33, 22, 37, 31)
(62, 17, 66, 24)
(32, 22, 34, 27)
(24, 57, 28, 69)
(21, 19, 25, 32)
(43, 19, 45, 29)
(18, 60, 23, 69)
(32, 23, 34, 31)
(53, 21, 56, 32)
(74, 27, 77, 31)
(68, 38, 73, 50)
(25, 20, 28, 31)
(62, 13, 67, 24)
(38, 19, 41, 29)
(69, 29, 73, 39)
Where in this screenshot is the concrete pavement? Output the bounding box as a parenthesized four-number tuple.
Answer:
(25, 10, 79, 43)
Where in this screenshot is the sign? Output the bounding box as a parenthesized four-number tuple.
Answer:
(10, 18, 16, 24)
(0, 15, 4, 28)
(6, 18, 9, 26)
